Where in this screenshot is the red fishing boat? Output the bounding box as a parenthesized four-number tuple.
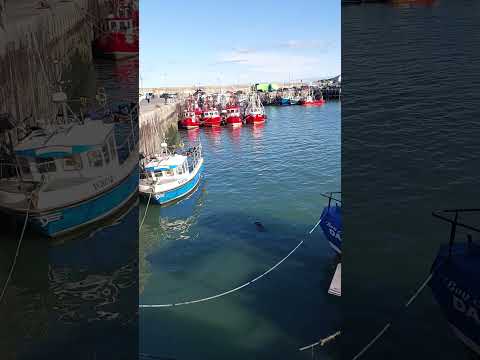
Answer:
(245, 92, 266, 125)
(302, 89, 325, 106)
(225, 105, 243, 127)
(93, 2, 139, 59)
(202, 109, 222, 127)
(180, 110, 200, 130)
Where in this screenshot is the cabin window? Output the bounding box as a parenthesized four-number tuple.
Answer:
(87, 150, 103, 168)
(165, 169, 174, 176)
(111, 22, 117, 31)
(36, 157, 56, 173)
(102, 143, 110, 164)
(63, 154, 82, 171)
(18, 157, 31, 175)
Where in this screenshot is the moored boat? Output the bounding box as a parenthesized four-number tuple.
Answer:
(245, 91, 266, 125)
(225, 105, 242, 127)
(139, 143, 204, 205)
(202, 109, 222, 127)
(92, 4, 139, 59)
(302, 90, 325, 106)
(319, 192, 342, 254)
(429, 209, 480, 356)
(0, 93, 139, 237)
(179, 110, 200, 130)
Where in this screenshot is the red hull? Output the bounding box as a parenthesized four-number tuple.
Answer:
(245, 114, 265, 124)
(302, 99, 325, 106)
(180, 118, 200, 129)
(93, 32, 138, 59)
(226, 116, 242, 127)
(203, 116, 222, 127)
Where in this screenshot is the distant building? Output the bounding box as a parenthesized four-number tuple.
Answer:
(255, 83, 280, 92)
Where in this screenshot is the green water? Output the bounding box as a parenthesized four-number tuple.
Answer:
(140, 102, 341, 360)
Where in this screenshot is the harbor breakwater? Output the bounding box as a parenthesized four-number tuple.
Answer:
(0, 0, 107, 146)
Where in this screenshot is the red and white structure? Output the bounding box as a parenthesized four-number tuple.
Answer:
(93, 2, 139, 59)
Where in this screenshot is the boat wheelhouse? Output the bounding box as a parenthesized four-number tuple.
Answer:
(319, 192, 342, 254)
(139, 143, 204, 205)
(429, 209, 480, 356)
(0, 116, 138, 237)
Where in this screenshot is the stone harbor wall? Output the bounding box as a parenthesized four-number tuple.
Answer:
(139, 98, 181, 155)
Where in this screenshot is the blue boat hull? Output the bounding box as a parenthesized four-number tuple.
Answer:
(149, 164, 203, 205)
(319, 205, 342, 254)
(429, 242, 480, 355)
(29, 168, 139, 237)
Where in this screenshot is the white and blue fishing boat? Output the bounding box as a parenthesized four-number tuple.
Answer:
(0, 92, 138, 237)
(319, 192, 342, 254)
(429, 209, 480, 356)
(139, 143, 203, 205)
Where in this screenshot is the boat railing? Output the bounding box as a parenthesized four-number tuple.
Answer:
(183, 143, 202, 171)
(432, 208, 480, 258)
(321, 191, 342, 209)
(0, 162, 20, 181)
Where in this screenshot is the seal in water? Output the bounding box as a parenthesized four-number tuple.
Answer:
(254, 221, 266, 232)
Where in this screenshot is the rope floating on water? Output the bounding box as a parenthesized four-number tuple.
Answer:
(350, 271, 434, 360)
(139, 192, 152, 231)
(0, 195, 32, 305)
(299, 330, 341, 351)
(139, 216, 323, 308)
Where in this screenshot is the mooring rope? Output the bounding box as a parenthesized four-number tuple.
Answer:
(350, 271, 434, 360)
(139, 192, 152, 231)
(139, 217, 323, 308)
(299, 330, 341, 352)
(0, 195, 33, 305)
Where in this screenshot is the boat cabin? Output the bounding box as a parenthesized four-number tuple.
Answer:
(13, 121, 118, 184)
(141, 154, 190, 182)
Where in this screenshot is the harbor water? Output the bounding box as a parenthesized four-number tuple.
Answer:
(140, 102, 341, 359)
(343, 1, 480, 359)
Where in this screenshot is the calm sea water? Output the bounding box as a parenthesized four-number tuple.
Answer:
(140, 103, 341, 360)
(343, 1, 480, 359)
(0, 57, 138, 359)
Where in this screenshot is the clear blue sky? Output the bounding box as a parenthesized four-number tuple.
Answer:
(140, 0, 340, 87)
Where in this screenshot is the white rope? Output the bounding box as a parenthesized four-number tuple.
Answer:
(350, 271, 434, 360)
(139, 216, 322, 308)
(139, 192, 152, 231)
(0, 195, 32, 305)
